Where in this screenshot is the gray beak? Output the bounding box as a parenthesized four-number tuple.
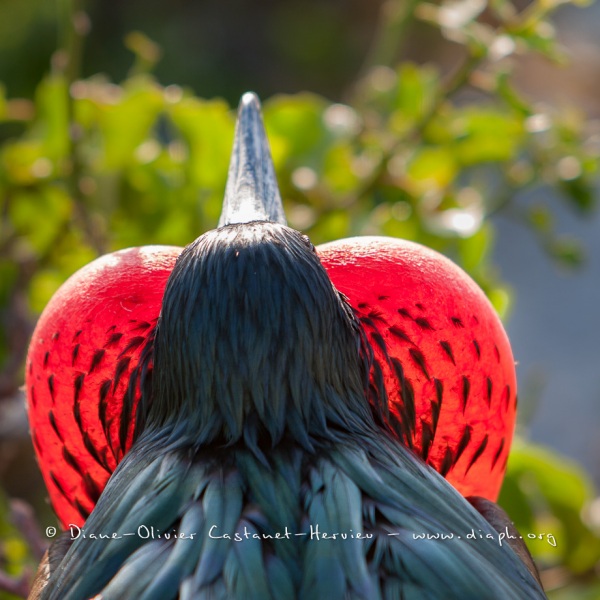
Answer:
(218, 92, 287, 227)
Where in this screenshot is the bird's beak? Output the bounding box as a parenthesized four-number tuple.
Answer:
(218, 92, 287, 227)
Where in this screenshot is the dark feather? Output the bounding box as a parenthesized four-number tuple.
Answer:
(33, 95, 546, 600)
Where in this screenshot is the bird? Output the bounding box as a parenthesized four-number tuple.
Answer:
(28, 93, 546, 599)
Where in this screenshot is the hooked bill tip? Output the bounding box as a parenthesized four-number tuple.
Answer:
(218, 92, 287, 228)
(240, 91, 260, 110)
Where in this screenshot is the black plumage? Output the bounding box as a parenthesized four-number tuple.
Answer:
(32, 94, 546, 600)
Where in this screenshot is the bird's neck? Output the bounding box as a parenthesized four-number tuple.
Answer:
(137, 321, 377, 453)
(158, 360, 373, 451)
(136, 223, 382, 453)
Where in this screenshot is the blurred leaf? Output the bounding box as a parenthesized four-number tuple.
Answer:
(125, 31, 162, 74)
(0, 488, 35, 594)
(417, 0, 486, 34)
(547, 236, 586, 269)
(495, 72, 532, 116)
(548, 581, 600, 600)
(381, 212, 420, 240)
(388, 63, 438, 132)
(308, 209, 351, 242)
(458, 221, 492, 271)
(8, 187, 71, 257)
(499, 440, 600, 572)
(0, 260, 18, 306)
(34, 75, 69, 162)
(0, 84, 7, 120)
(96, 76, 164, 171)
(0, 140, 48, 186)
(323, 143, 359, 195)
(485, 284, 512, 320)
(560, 176, 597, 215)
(407, 146, 457, 192)
(528, 205, 554, 234)
(169, 97, 232, 179)
(168, 96, 233, 218)
(452, 108, 525, 165)
(0, 260, 19, 368)
(28, 268, 67, 313)
(263, 93, 329, 167)
(511, 21, 565, 62)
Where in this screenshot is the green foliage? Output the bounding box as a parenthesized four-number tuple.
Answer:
(0, 5, 597, 319)
(0, 492, 37, 600)
(500, 439, 600, 594)
(0, 0, 598, 596)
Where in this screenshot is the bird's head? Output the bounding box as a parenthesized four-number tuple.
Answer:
(146, 94, 373, 449)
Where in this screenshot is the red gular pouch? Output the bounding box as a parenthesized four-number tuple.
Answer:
(26, 246, 181, 528)
(26, 236, 516, 528)
(318, 236, 517, 502)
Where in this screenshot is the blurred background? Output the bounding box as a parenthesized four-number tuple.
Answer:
(0, 0, 599, 597)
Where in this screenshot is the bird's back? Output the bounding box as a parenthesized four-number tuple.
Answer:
(37, 424, 545, 600)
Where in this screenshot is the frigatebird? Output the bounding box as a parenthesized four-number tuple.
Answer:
(28, 93, 545, 599)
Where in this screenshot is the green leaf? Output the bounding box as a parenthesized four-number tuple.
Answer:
(309, 209, 351, 243)
(547, 581, 600, 600)
(451, 108, 525, 165)
(388, 63, 438, 132)
(512, 22, 565, 62)
(28, 268, 68, 313)
(263, 93, 329, 167)
(499, 440, 600, 572)
(496, 72, 533, 116)
(486, 284, 512, 320)
(0, 140, 50, 185)
(458, 221, 493, 271)
(0, 83, 7, 120)
(97, 77, 165, 170)
(168, 96, 233, 213)
(528, 205, 554, 234)
(7, 186, 72, 256)
(560, 176, 597, 215)
(35, 75, 70, 162)
(0, 260, 19, 369)
(0, 487, 37, 585)
(323, 142, 359, 194)
(548, 236, 586, 269)
(125, 31, 162, 73)
(406, 146, 457, 192)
